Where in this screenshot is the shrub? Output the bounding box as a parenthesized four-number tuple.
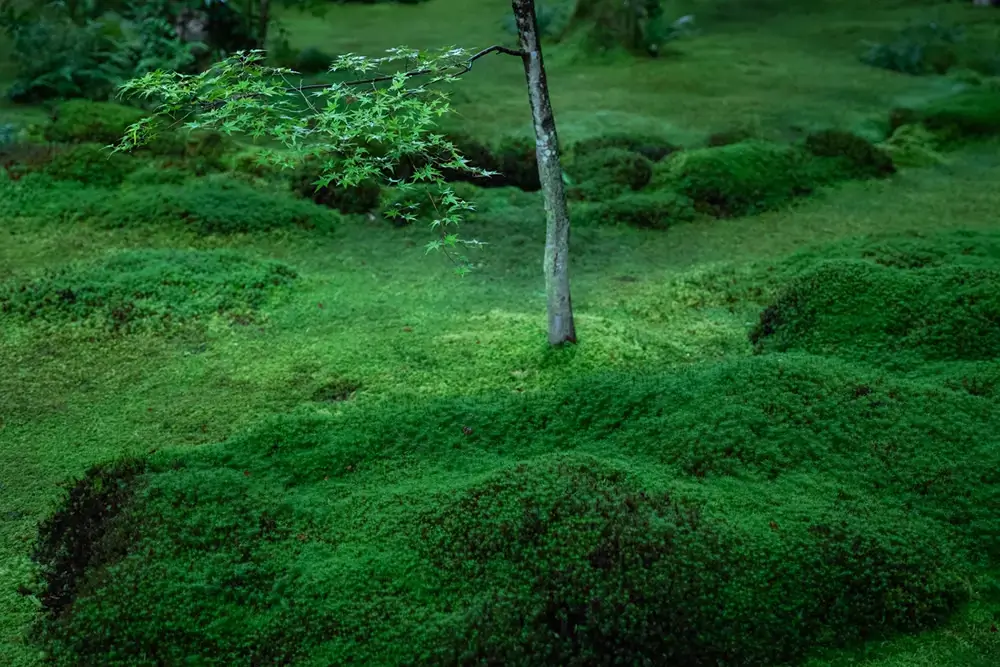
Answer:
(83, 178, 339, 235)
(655, 141, 817, 217)
(31, 353, 993, 664)
(750, 260, 1000, 365)
(0, 249, 298, 332)
(571, 0, 697, 56)
(890, 89, 1000, 143)
(566, 147, 654, 201)
(574, 190, 695, 229)
(861, 22, 965, 75)
(803, 129, 896, 179)
(1, 2, 200, 102)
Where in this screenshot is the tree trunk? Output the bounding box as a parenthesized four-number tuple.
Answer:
(511, 0, 578, 346)
(257, 0, 271, 50)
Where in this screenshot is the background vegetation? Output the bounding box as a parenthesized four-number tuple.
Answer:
(1, 0, 999, 665)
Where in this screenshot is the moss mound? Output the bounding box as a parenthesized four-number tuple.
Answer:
(83, 178, 339, 235)
(803, 129, 896, 179)
(655, 141, 818, 217)
(43, 99, 226, 161)
(35, 143, 143, 188)
(0, 249, 298, 332)
(566, 147, 654, 201)
(751, 259, 1000, 365)
(32, 354, 999, 664)
(653, 136, 898, 218)
(574, 190, 695, 229)
(43, 100, 148, 146)
(890, 88, 1000, 143)
(879, 124, 947, 167)
(569, 132, 679, 162)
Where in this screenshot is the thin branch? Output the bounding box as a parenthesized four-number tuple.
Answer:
(195, 44, 523, 111)
(291, 44, 524, 93)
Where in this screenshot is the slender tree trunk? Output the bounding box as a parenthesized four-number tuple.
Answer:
(511, 0, 577, 346)
(257, 0, 271, 50)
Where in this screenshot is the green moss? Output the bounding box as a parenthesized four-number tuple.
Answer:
(43, 99, 226, 161)
(890, 89, 1000, 144)
(31, 354, 995, 665)
(654, 140, 818, 217)
(574, 190, 695, 229)
(35, 143, 143, 188)
(566, 146, 654, 201)
(750, 260, 1000, 366)
(82, 178, 340, 235)
(0, 249, 298, 332)
(43, 100, 148, 146)
(879, 124, 947, 168)
(31, 458, 147, 617)
(803, 129, 896, 179)
(569, 132, 679, 162)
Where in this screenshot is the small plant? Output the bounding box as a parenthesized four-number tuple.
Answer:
(861, 22, 965, 75)
(572, 0, 697, 56)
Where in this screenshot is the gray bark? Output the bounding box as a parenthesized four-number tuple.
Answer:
(511, 0, 578, 346)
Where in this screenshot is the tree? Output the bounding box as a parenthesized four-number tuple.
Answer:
(114, 0, 578, 345)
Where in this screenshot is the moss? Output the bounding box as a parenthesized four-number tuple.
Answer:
(0, 249, 299, 333)
(566, 147, 654, 201)
(83, 178, 339, 235)
(878, 124, 947, 168)
(890, 89, 1000, 144)
(31, 458, 147, 617)
(569, 132, 679, 162)
(750, 259, 1000, 365)
(43, 100, 148, 146)
(655, 140, 818, 217)
(574, 190, 695, 229)
(36, 143, 143, 188)
(803, 129, 896, 179)
(43, 99, 226, 161)
(31, 354, 992, 664)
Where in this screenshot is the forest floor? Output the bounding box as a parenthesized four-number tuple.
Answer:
(1, 1, 998, 664)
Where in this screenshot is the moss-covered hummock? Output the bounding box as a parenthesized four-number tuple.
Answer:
(30, 353, 994, 665)
(890, 88, 1000, 144)
(574, 190, 695, 229)
(566, 146, 655, 201)
(87, 177, 340, 235)
(653, 141, 818, 217)
(0, 249, 298, 332)
(751, 257, 1000, 366)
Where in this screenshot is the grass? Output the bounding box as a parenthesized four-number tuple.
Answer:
(1, 0, 999, 664)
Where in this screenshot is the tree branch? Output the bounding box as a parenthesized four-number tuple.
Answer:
(197, 44, 524, 111)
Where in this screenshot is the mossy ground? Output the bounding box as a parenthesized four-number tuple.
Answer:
(2, 1, 1000, 665)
